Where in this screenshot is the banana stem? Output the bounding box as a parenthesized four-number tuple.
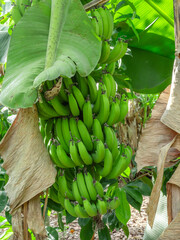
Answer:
(144, 0, 174, 27)
(45, 0, 71, 69)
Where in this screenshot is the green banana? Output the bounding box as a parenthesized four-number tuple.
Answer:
(91, 17, 100, 36)
(77, 120, 93, 152)
(55, 118, 69, 153)
(84, 172, 97, 201)
(92, 140, 105, 163)
(61, 117, 71, 147)
(49, 144, 65, 168)
(76, 74, 89, 98)
(77, 172, 91, 201)
(104, 125, 114, 151)
(107, 100, 120, 126)
(94, 181, 104, 198)
(107, 153, 130, 179)
(99, 41, 111, 64)
(108, 197, 120, 210)
(105, 8, 114, 40)
(83, 97, 93, 130)
(37, 94, 59, 118)
(87, 75, 98, 104)
(106, 62, 116, 75)
(64, 198, 77, 217)
(64, 77, 74, 90)
(119, 95, 128, 122)
(45, 118, 54, 140)
(69, 140, 84, 166)
(74, 203, 89, 218)
(92, 118, 104, 142)
(106, 39, 128, 64)
(98, 148, 113, 177)
(108, 74, 116, 97)
(56, 145, 75, 168)
(58, 174, 75, 200)
(97, 7, 109, 40)
(68, 93, 80, 117)
(91, 9, 103, 37)
(69, 117, 81, 141)
(72, 179, 83, 204)
(72, 85, 85, 111)
(77, 141, 93, 165)
(96, 92, 110, 124)
(97, 199, 107, 215)
(83, 199, 97, 217)
(102, 74, 111, 97)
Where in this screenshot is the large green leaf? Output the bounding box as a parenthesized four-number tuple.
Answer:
(122, 47, 173, 93)
(0, 0, 101, 108)
(113, 0, 175, 93)
(0, 25, 11, 64)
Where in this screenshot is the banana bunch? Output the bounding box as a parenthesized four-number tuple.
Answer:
(51, 168, 121, 218)
(37, 6, 131, 221)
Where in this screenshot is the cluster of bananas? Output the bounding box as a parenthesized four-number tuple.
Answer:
(37, 7, 132, 219)
(49, 168, 121, 218)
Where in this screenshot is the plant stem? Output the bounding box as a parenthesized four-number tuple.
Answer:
(45, 0, 71, 69)
(144, 0, 174, 27)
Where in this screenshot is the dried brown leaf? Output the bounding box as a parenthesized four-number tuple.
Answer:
(0, 105, 56, 212)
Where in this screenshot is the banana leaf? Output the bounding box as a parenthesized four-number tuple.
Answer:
(113, 0, 175, 93)
(0, 25, 11, 64)
(0, 0, 101, 109)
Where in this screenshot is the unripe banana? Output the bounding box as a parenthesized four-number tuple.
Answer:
(83, 97, 93, 130)
(57, 190, 65, 208)
(77, 120, 93, 152)
(104, 125, 115, 151)
(99, 41, 111, 64)
(37, 94, 59, 118)
(74, 203, 89, 218)
(69, 117, 81, 141)
(106, 62, 116, 75)
(102, 74, 111, 98)
(72, 178, 83, 205)
(96, 92, 110, 125)
(107, 100, 120, 126)
(119, 95, 128, 122)
(97, 7, 109, 40)
(68, 93, 80, 117)
(64, 198, 77, 218)
(97, 199, 107, 215)
(92, 139, 105, 163)
(69, 140, 84, 166)
(106, 39, 128, 64)
(64, 77, 74, 90)
(98, 147, 113, 177)
(76, 74, 89, 98)
(107, 74, 116, 97)
(83, 199, 98, 217)
(72, 85, 85, 111)
(87, 75, 98, 104)
(91, 9, 103, 37)
(61, 117, 71, 147)
(45, 118, 54, 140)
(77, 172, 91, 201)
(94, 180, 104, 197)
(58, 81, 68, 103)
(84, 171, 97, 201)
(77, 141, 93, 165)
(49, 144, 65, 168)
(104, 8, 114, 40)
(91, 17, 100, 36)
(55, 118, 69, 153)
(106, 153, 130, 179)
(92, 118, 104, 142)
(58, 174, 74, 200)
(57, 144, 75, 168)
